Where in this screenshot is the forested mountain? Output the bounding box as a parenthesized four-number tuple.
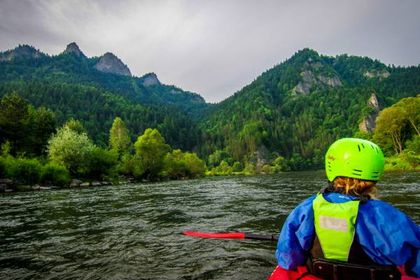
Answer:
(0, 44, 418, 171)
(0, 43, 208, 149)
(200, 49, 420, 170)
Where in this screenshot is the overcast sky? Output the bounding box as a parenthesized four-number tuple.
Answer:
(0, 0, 419, 102)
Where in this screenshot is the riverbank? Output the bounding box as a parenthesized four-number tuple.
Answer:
(384, 154, 420, 172)
(0, 178, 125, 193)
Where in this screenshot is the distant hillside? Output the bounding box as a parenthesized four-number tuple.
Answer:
(0, 44, 418, 170)
(0, 43, 208, 112)
(0, 43, 209, 149)
(200, 49, 420, 169)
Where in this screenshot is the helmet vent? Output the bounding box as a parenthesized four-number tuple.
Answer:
(352, 169, 362, 177)
(357, 145, 361, 152)
(371, 173, 379, 179)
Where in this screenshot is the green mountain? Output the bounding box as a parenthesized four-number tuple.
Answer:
(0, 43, 208, 149)
(0, 44, 418, 170)
(200, 49, 420, 169)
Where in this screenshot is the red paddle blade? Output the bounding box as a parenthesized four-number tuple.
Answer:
(183, 230, 246, 239)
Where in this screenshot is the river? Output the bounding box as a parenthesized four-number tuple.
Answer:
(0, 171, 419, 280)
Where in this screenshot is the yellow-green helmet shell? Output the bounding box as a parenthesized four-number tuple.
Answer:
(325, 138, 385, 182)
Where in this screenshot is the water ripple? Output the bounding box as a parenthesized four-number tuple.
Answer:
(0, 171, 418, 280)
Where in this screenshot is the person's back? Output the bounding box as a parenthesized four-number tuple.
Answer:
(271, 138, 420, 280)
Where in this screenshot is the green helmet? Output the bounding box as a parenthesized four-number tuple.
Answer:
(325, 138, 385, 182)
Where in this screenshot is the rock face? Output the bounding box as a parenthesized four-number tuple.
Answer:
(63, 42, 86, 58)
(293, 70, 342, 95)
(141, 73, 160, 86)
(359, 93, 380, 133)
(94, 52, 131, 76)
(364, 70, 390, 80)
(0, 45, 44, 61)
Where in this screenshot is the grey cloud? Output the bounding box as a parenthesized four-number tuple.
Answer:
(0, 0, 419, 102)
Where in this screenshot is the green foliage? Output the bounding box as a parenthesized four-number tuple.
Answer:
(0, 93, 30, 152)
(0, 157, 5, 178)
(207, 150, 234, 167)
(4, 157, 42, 185)
(384, 154, 420, 171)
(374, 96, 420, 155)
(85, 147, 118, 180)
(1, 45, 419, 175)
(200, 50, 420, 170)
(109, 117, 131, 157)
(0, 93, 55, 156)
(162, 149, 206, 179)
(133, 128, 171, 179)
(208, 160, 233, 176)
(41, 162, 70, 186)
(65, 118, 87, 134)
(47, 125, 95, 176)
(118, 153, 135, 176)
(406, 135, 420, 154)
(30, 106, 56, 155)
(242, 162, 256, 175)
(0, 45, 207, 150)
(271, 156, 288, 172)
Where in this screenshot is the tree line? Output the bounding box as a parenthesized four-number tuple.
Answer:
(0, 93, 206, 187)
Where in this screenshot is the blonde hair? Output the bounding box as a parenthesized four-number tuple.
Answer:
(333, 177, 377, 199)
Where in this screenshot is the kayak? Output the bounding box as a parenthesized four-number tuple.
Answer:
(268, 265, 420, 280)
(268, 266, 321, 280)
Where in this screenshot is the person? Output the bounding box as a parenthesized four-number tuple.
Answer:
(269, 138, 420, 280)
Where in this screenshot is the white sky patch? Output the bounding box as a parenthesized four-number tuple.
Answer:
(0, 0, 419, 102)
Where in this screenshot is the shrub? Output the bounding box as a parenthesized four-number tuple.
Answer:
(85, 147, 118, 180)
(8, 157, 42, 185)
(162, 150, 206, 179)
(41, 162, 70, 186)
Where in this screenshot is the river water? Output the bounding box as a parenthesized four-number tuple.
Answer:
(0, 171, 419, 280)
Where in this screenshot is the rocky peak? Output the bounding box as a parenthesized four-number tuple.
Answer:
(0, 45, 44, 61)
(94, 52, 131, 76)
(359, 93, 380, 133)
(141, 72, 160, 86)
(63, 42, 86, 58)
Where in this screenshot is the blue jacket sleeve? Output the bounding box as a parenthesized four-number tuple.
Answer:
(275, 195, 316, 269)
(357, 200, 420, 277)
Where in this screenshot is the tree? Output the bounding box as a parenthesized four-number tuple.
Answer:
(65, 118, 87, 134)
(85, 147, 118, 180)
(0, 93, 55, 156)
(395, 96, 420, 136)
(373, 96, 420, 155)
(0, 93, 31, 154)
(133, 128, 171, 179)
(47, 125, 95, 176)
(183, 152, 206, 177)
(109, 117, 131, 158)
(374, 107, 406, 154)
(163, 149, 206, 179)
(30, 107, 56, 155)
